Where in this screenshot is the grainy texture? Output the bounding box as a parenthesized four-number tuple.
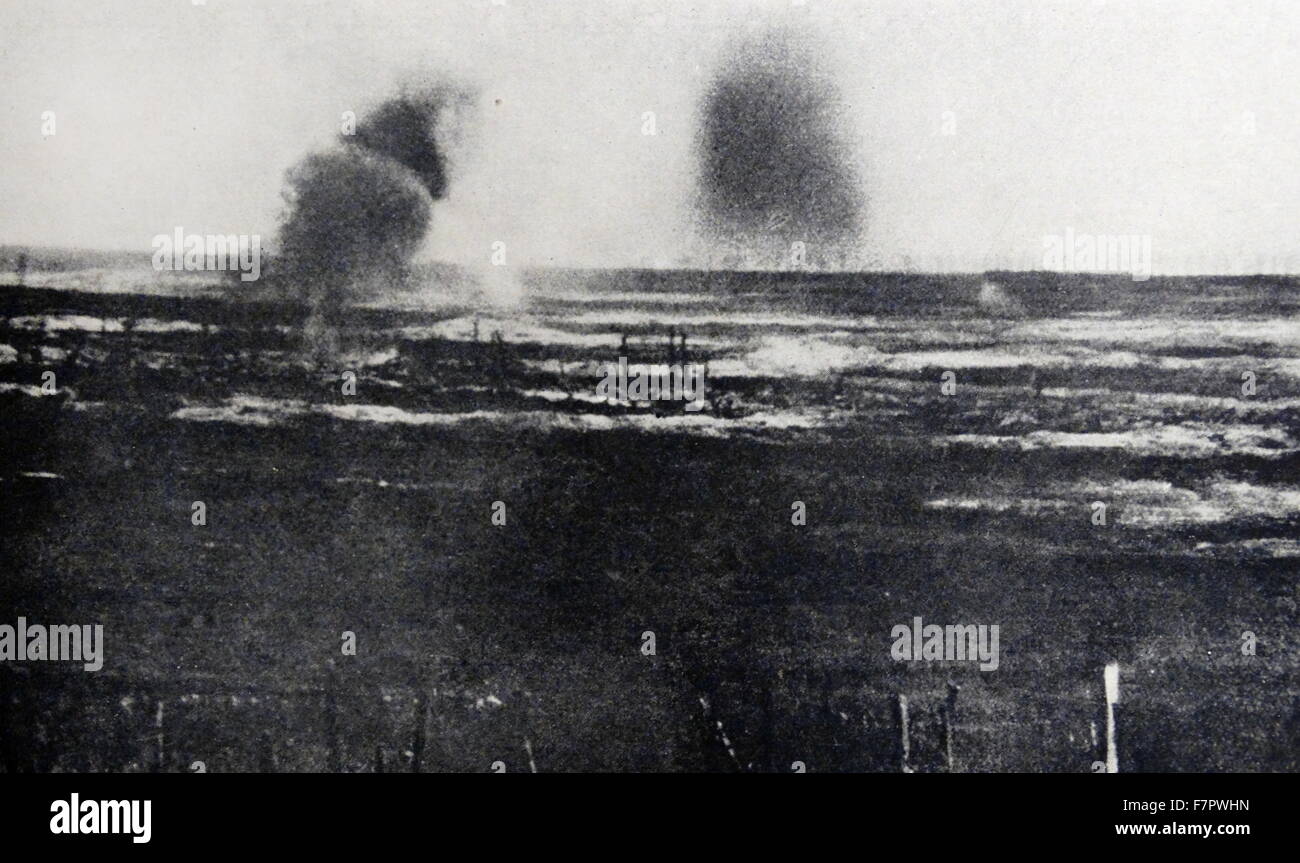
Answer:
(1, 0, 1298, 775)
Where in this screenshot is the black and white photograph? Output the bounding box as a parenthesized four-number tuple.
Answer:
(0, 0, 1292, 833)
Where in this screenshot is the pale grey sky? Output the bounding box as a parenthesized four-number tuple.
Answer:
(2, 0, 1298, 272)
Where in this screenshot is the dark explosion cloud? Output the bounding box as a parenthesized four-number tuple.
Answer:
(696, 31, 864, 266)
(276, 148, 432, 316)
(270, 81, 474, 325)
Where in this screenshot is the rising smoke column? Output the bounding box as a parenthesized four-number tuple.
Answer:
(276, 148, 432, 319)
(273, 83, 474, 331)
(696, 31, 864, 268)
(349, 89, 461, 199)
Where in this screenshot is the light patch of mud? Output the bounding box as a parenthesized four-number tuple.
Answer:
(933, 424, 1296, 458)
(170, 393, 832, 436)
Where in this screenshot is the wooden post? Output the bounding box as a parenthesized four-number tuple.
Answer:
(153, 699, 166, 773)
(941, 682, 960, 772)
(1103, 662, 1120, 774)
(559, 359, 573, 401)
(699, 695, 742, 771)
(524, 738, 537, 774)
(411, 688, 428, 773)
(895, 693, 913, 773)
(258, 731, 278, 773)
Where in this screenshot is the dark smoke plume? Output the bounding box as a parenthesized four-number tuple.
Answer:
(276, 148, 432, 317)
(270, 82, 474, 336)
(696, 31, 863, 268)
(350, 89, 463, 199)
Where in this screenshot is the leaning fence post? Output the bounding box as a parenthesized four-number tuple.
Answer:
(894, 693, 913, 774)
(1103, 662, 1120, 773)
(699, 695, 742, 771)
(523, 738, 537, 774)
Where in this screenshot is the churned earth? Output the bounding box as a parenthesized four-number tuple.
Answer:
(1, 266, 1296, 771)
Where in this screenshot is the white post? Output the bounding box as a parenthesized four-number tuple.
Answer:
(1103, 662, 1120, 774)
(896, 693, 913, 774)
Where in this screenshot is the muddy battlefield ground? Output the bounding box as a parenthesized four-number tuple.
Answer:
(1, 269, 1297, 771)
